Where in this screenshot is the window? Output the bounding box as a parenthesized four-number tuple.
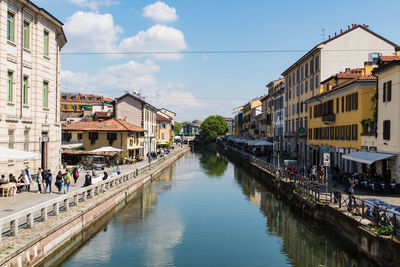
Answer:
(315, 55, 319, 72)
(107, 133, 117, 145)
(352, 92, 358, 110)
(288, 76, 291, 87)
(336, 98, 339, 113)
(77, 133, 83, 140)
(162, 133, 165, 139)
(309, 106, 312, 119)
(62, 132, 72, 142)
(315, 75, 319, 90)
(296, 69, 299, 83)
(288, 89, 291, 99)
(296, 86, 299, 96)
(310, 78, 314, 91)
(310, 60, 314, 75)
(43, 82, 49, 108)
(23, 21, 30, 49)
(300, 83, 303, 95)
(341, 97, 344, 112)
(335, 126, 339, 140)
(7, 12, 14, 42)
(305, 63, 309, 77)
(24, 130, 29, 151)
(305, 102, 308, 112)
(301, 66, 304, 81)
(8, 71, 13, 103)
(300, 102, 303, 113)
(309, 129, 312, 140)
(23, 76, 28, 105)
(346, 125, 351, 140)
(383, 81, 392, 102)
(89, 132, 98, 144)
(8, 130, 14, 149)
(352, 124, 358, 140)
(383, 120, 390, 140)
(44, 31, 49, 57)
(305, 80, 308, 93)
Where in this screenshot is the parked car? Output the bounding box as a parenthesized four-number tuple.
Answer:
(83, 155, 106, 170)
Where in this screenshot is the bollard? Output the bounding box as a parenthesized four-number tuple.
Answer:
(41, 207, 48, 221)
(90, 189, 94, 199)
(27, 213, 34, 228)
(64, 198, 70, 211)
(74, 195, 78, 205)
(81, 192, 86, 202)
(10, 219, 18, 236)
(53, 202, 60, 216)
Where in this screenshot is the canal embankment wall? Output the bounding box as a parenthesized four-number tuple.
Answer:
(217, 144, 400, 267)
(0, 147, 190, 267)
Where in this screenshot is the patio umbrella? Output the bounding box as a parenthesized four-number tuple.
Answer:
(91, 146, 123, 152)
(0, 147, 40, 161)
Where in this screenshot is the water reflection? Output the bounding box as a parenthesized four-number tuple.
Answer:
(198, 148, 228, 177)
(234, 166, 376, 267)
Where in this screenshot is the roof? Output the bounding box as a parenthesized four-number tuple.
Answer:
(63, 119, 145, 132)
(379, 56, 400, 62)
(156, 113, 171, 121)
(61, 93, 106, 103)
(320, 68, 363, 83)
(94, 111, 113, 118)
(282, 24, 397, 75)
(373, 55, 400, 74)
(116, 92, 158, 111)
(308, 74, 376, 102)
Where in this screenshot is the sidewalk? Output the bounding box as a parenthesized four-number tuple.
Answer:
(0, 157, 152, 218)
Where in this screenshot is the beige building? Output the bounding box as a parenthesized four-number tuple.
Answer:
(359, 50, 400, 183)
(0, 0, 66, 175)
(115, 92, 157, 155)
(63, 119, 145, 157)
(282, 24, 396, 165)
(156, 112, 172, 145)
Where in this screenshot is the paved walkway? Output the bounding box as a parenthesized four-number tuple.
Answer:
(0, 154, 167, 218)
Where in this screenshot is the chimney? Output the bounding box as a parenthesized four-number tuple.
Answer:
(335, 32, 337, 37)
(345, 68, 350, 72)
(363, 61, 375, 76)
(348, 25, 350, 30)
(328, 35, 331, 39)
(340, 29, 343, 34)
(395, 46, 400, 56)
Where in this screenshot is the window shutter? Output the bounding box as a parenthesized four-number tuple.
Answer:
(383, 120, 390, 140)
(383, 82, 386, 102)
(387, 81, 392, 101)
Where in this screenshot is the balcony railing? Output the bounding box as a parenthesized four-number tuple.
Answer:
(361, 122, 377, 136)
(322, 114, 335, 125)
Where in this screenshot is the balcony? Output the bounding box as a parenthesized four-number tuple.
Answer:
(361, 122, 377, 137)
(322, 114, 335, 125)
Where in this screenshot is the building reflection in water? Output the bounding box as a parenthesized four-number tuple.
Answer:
(233, 166, 377, 267)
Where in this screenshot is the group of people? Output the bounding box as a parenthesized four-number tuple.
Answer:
(36, 167, 80, 194)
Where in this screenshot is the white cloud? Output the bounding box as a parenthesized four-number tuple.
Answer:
(119, 24, 187, 60)
(61, 60, 160, 95)
(63, 12, 187, 60)
(69, 0, 118, 10)
(143, 1, 178, 23)
(64, 11, 122, 53)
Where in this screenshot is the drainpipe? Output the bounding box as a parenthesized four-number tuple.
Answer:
(55, 34, 61, 122)
(20, 4, 27, 119)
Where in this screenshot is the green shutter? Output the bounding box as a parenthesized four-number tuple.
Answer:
(44, 31, 49, 56)
(8, 72, 13, 102)
(24, 21, 29, 49)
(23, 77, 28, 105)
(7, 12, 14, 42)
(43, 82, 48, 108)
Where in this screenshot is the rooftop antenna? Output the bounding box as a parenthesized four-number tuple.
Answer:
(321, 28, 325, 41)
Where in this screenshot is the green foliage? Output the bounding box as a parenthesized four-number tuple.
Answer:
(174, 122, 183, 134)
(371, 225, 393, 236)
(199, 149, 228, 177)
(200, 115, 228, 143)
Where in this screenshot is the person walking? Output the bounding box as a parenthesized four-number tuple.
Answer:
(41, 169, 47, 193)
(37, 168, 43, 193)
(73, 167, 79, 184)
(320, 165, 326, 183)
(102, 171, 108, 181)
(311, 165, 317, 182)
(45, 169, 52, 194)
(63, 168, 71, 194)
(347, 176, 355, 211)
(55, 171, 63, 194)
(24, 165, 32, 191)
(116, 164, 121, 175)
(84, 171, 92, 187)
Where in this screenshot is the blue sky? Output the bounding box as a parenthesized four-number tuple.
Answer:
(36, 0, 400, 121)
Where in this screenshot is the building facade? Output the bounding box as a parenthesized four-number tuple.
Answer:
(271, 80, 285, 158)
(60, 93, 113, 115)
(0, 0, 66, 175)
(156, 112, 172, 145)
(282, 24, 396, 165)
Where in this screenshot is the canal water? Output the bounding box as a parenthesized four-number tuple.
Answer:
(60, 148, 376, 267)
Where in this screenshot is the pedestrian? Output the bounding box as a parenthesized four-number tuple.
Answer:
(63, 168, 71, 194)
(17, 174, 26, 192)
(41, 168, 47, 193)
(347, 176, 355, 211)
(116, 164, 121, 175)
(45, 169, 52, 194)
(84, 171, 92, 187)
(55, 171, 63, 194)
(37, 168, 43, 193)
(24, 165, 32, 191)
(73, 167, 79, 184)
(92, 168, 97, 178)
(102, 171, 108, 181)
(320, 165, 326, 183)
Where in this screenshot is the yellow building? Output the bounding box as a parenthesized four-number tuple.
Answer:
(242, 98, 262, 139)
(156, 112, 173, 145)
(307, 63, 376, 172)
(62, 119, 145, 158)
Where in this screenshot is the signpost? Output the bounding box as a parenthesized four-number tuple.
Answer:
(323, 152, 330, 194)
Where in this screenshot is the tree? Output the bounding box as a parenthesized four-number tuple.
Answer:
(174, 122, 183, 135)
(200, 115, 228, 143)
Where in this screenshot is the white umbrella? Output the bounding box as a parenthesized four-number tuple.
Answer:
(91, 146, 122, 152)
(0, 147, 40, 161)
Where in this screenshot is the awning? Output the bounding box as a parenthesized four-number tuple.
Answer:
(254, 140, 273, 146)
(342, 151, 395, 164)
(0, 147, 40, 161)
(91, 146, 122, 152)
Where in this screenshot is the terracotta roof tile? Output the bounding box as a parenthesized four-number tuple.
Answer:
(157, 113, 171, 121)
(380, 55, 400, 62)
(63, 119, 145, 132)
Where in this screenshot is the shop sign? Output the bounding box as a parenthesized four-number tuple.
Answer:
(323, 152, 330, 166)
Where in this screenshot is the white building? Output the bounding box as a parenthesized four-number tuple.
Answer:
(0, 0, 66, 175)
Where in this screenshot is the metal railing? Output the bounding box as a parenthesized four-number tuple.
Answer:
(222, 142, 400, 237)
(0, 147, 187, 242)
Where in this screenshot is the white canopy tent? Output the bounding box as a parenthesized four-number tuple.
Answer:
(91, 147, 122, 153)
(342, 151, 394, 165)
(0, 147, 40, 162)
(254, 140, 273, 146)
